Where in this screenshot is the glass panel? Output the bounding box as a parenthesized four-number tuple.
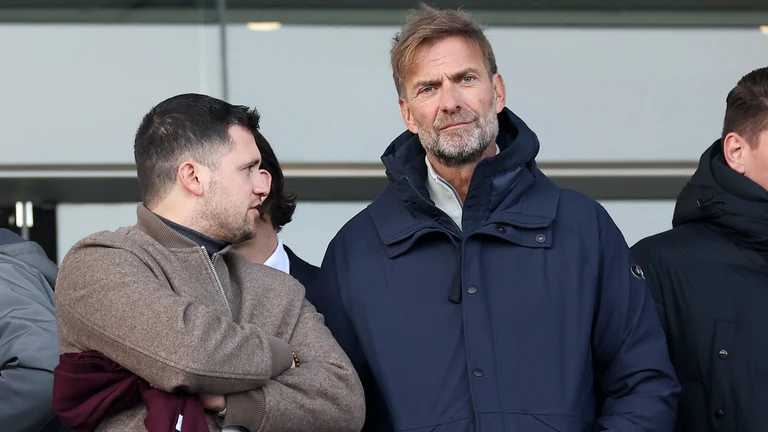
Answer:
(0, 0, 226, 165)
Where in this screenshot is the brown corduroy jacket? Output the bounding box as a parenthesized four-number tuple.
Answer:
(54, 204, 365, 431)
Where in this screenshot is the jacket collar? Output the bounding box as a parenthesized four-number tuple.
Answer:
(673, 140, 768, 257)
(371, 108, 559, 250)
(135, 204, 233, 254)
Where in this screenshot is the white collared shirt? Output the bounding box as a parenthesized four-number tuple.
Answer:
(263, 235, 290, 275)
(425, 144, 500, 231)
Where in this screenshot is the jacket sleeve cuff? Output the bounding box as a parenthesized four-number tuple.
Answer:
(223, 389, 266, 431)
(268, 336, 294, 377)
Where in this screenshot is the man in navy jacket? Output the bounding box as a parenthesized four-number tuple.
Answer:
(309, 4, 679, 432)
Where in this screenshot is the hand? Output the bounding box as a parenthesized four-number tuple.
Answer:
(199, 394, 226, 413)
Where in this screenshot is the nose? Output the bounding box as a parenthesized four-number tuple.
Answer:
(253, 169, 271, 199)
(438, 82, 462, 113)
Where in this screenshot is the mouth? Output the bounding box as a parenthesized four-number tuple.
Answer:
(440, 121, 474, 131)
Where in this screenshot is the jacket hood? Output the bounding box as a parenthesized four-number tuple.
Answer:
(0, 228, 58, 287)
(673, 140, 768, 255)
(371, 107, 559, 251)
(379, 107, 542, 219)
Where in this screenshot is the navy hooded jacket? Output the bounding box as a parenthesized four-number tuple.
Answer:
(309, 108, 679, 432)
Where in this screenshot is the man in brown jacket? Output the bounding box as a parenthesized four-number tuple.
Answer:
(54, 93, 365, 431)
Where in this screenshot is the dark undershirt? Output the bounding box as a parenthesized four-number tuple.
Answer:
(155, 214, 228, 257)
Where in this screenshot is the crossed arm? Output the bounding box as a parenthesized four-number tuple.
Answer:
(55, 242, 365, 432)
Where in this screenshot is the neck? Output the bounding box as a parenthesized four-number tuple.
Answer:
(233, 221, 278, 264)
(427, 143, 498, 202)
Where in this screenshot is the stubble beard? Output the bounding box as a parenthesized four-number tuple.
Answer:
(198, 180, 257, 244)
(417, 104, 499, 168)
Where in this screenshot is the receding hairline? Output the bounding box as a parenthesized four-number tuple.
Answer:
(400, 36, 493, 98)
(390, 5, 497, 99)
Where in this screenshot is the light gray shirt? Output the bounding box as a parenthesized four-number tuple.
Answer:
(425, 144, 500, 231)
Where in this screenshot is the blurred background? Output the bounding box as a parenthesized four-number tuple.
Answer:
(1, 0, 767, 265)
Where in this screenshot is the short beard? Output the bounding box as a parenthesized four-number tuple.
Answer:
(430, 126, 488, 168)
(197, 180, 256, 244)
(417, 104, 499, 168)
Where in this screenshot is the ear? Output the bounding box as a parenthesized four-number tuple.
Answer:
(259, 168, 273, 196)
(399, 97, 419, 134)
(177, 160, 206, 197)
(723, 132, 749, 175)
(492, 73, 507, 114)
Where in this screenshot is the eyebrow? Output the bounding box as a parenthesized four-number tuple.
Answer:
(411, 67, 483, 92)
(240, 158, 261, 169)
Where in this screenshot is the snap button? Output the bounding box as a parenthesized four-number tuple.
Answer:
(718, 349, 729, 359)
(467, 286, 478, 295)
(714, 409, 724, 419)
(535, 234, 546, 243)
(473, 369, 484, 377)
(495, 225, 506, 233)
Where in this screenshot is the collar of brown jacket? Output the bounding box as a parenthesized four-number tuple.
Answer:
(134, 204, 234, 254)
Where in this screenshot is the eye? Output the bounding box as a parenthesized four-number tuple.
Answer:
(419, 86, 435, 95)
(462, 76, 475, 83)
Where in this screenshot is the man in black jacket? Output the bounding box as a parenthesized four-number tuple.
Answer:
(632, 66, 768, 432)
(233, 128, 319, 287)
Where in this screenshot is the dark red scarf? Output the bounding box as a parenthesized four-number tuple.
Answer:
(52, 350, 209, 432)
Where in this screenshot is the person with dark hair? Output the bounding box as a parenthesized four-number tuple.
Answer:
(632, 66, 768, 432)
(234, 130, 319, 288)
(311, 4, 678, 432)
(52, 93, 365, 432)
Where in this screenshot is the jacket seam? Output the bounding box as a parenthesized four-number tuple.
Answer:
(398, 411, 587, 431)
(398, 415, 473, 431)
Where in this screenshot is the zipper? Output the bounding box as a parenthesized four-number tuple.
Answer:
(403, 175, 462, 240)
(402, 175, 466, 303)
(200, 246, 230, 312)
(435, 173, 464, 210)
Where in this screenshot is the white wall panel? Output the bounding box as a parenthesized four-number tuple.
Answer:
(228, 25, 768, 164)
(56, 202, 140, 262)
(0, 24, 223, 165)
(2, 24, 765, 166)
(600, 200, 675, 247)
(279, 202, 370, 266)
